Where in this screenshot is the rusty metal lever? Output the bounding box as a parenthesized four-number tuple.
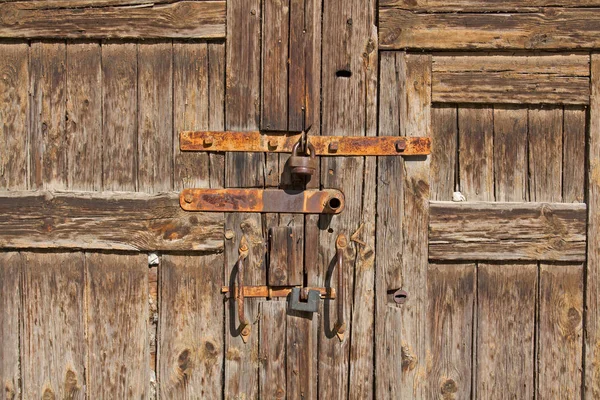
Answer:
(333, 234, 348, 341)
(236, 240, 251, 343)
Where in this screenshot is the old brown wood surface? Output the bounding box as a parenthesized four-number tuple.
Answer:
(0, 1, 597, 399)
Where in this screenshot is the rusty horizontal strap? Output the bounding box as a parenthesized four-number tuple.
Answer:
(180, 130, 431, 155)
(221, 286, 336, 299)
(180, 188, 345, 214)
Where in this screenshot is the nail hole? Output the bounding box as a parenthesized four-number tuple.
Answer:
(328, 197, 342, 210)
(335, 69, 352, 78)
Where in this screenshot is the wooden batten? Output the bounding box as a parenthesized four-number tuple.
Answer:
(0, 191, 224, 252)
(429, 201, 587, 261)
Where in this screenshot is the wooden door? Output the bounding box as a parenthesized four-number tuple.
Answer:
(0, 0, 599, 399)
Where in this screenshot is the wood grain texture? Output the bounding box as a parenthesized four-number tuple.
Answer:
(477, 263, 536, 399)
(538, 263, 583, 398)
(138, 42, 173, 193)
(0, 43, 28, 190)
(376, 52, 431, 399)
(208, 43, 226, 189)
(432, 54, 590, 105)
(268, 226, 302, 286)
(102, 43, 137, 191)
(563, 107, 586, 203)
(158, 253, 224, 399)
(585, 53, 600, 399)
(0, 1, 225, 39)
(380, 0, 600, 10)
(380, 8, 600, 50)
(0, 190, 223, 252)
(29, 42, 67, 190)
(429, 201, 586, 261)
(430, 105, 457, 201)
(286, 312, 317, 400)
(86, 253, 149, 399)
(458, 106, 493, 201)
(66, 42, 102, 191)
(0, 252, 22, 400)
(528, 107, 563, 202)
(259, 301, 286, 399)
(493, 106, 528, 202)
(427, 263, 475, 400)
(21, 252, 85, 400)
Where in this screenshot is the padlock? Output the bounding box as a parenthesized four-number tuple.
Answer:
(288, 141, 317, 177)
(288, 287, 320, 313)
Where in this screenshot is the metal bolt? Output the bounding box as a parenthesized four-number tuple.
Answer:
(393, 289, 408, 304)
(328, 141, 339, 152)
(241, 326, 251, 336)
(183, 193, 194, 203)
(336, 234, 348, 248)
(204, 136, 214, 147)
(268, 139, 278, 149)
(395, 139, 407, 152)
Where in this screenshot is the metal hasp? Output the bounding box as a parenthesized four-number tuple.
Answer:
(288, 288, 320, 313)
(180, 188, 344, 214)
(180, 130, 431, 156)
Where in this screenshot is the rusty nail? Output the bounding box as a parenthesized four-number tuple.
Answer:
(183, 193, 194, 203)
(268, 139, 278, 149)
(328, 141, 339, 152)
(336, 234, 348, 249)
(393, 289, 408, 304)
(241, 325, 251, 336)
(225, 230, 235, 240)
(204, 136, 214, 147)
(395, 140, 407, 152)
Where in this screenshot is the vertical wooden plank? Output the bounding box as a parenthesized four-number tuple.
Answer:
(584, 53, 600, 399)
(0, 252, 22, 400)
(458, 106, 494, 201)
(268, 226, 303, 286)
(22, 252, 85, 400)
(287, 0, 304, 131)
(86, 253, 149, 399)
(286, 312, 317, 400)
(0, 43, 28, 191)
(477, 263, 536, 399)
(528, 107, 563, 202)
(66, 42, 102, 191)
(30, 42, 67, 190)
(102, 43, 137, 191)
(376, 52, 431, 399)
(158, 254, 223, 399)
(259, 301, 286, 399)
(208, 43, 226, 189)
(427, 263, 475, 400)
(138, 42, 173, 193)
(493, 106, 528, 202)
(430, 105, 457, 201)
(563, 106, 586, 203)
(538, 264, 583, 398)
(261, 0, 289, 131)
(225, 0, 263, 188)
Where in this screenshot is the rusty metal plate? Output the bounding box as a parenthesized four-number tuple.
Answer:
(180, 188, 345, 214)
(221, 285, 336, 299)
(180, 130, 431, 156)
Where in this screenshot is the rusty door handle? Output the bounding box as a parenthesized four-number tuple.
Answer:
(334, 234, 348, 341)
(236, 240, 251, 343)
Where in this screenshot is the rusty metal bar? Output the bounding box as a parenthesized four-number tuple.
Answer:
(221, 285, 336, 299)
(180, 130, 431, 156)
(180, 188, 345, 214)
(334, 234, 348, 341)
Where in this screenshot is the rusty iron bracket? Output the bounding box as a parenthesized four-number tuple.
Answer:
(221, 285, 336, 299)
(180, 130, 431, 156)
(180, 188, 344, 214)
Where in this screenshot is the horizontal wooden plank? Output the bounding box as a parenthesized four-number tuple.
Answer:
(0, 1, 225, 39)
(380, 8, 600, 50)
(0, 190, 223, 251)
(380, 0, 600, 11)
(432, 54, 590, 104)
(429, 201, 586, 261)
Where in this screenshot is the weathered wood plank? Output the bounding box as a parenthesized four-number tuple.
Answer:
(427, 263, 475, 400)
(29, 42, 67, 190)
(0, 43, 28, 190)
(86, 253, 149, 399)
(432, 54, 590, 105)
(138, 42, 173, 193)
(268, 226, 303, 286)
(585, 53, 600, 399)
(22, 252, 85, 399)
(208, 42, 226, 189)
(380, 8, 600, 50)
(493, 106, 528, 202)
(66, 42, 102, 191)
(563, 107, 586, 203)
(259, 301, 286, 399)
(0, 1, 225, 39)
(0, 252, 22, 400)
(430, 105, 457, 201)
(477, 263, 536, 399)
(286, 311, 317, 400)
(102, 43, 137, 191)
(528, 107, 563, 202)
(538, 263, 583, 398)
(429, 201, 586, 261)
(158, 253, 223, 399)
(458, 106, 493, 201)
(0, 191, 223, 252)
(381, 0, 600, 11)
